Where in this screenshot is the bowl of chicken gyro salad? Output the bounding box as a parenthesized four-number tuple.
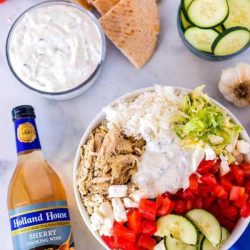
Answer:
(73, 85, 250, 250)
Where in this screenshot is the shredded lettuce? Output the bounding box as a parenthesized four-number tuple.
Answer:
(172, 86, 242, 154)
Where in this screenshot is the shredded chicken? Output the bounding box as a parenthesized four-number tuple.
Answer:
(77, 123, 145, 215)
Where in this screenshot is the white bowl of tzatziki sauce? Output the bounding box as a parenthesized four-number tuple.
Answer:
(6, 0, 106, 100)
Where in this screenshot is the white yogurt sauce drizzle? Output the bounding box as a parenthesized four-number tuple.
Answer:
(133, 136, 204, 198)
(8, 4, 102, 92)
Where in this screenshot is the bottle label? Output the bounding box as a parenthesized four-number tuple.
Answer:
(14, 118, 41, 153)
(9, 201, 75, 250)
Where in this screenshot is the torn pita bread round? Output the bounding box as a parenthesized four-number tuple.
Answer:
(92, 0, 120, 15)
(100, 0, 160, 69)
(72, 0, 93, 10)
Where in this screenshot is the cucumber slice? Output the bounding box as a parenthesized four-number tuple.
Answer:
(155, 214, 198, 245)
(224, 0, 250, 30)
(215, 26, 224, 33)
(155, 240, 166, 250)
(212, 26, 250, 56)
(186, 209, 221, 246)
(201, 238, 218, 250)
(181, 11, 191, 30)
(198, 234, 205, 250)
(181, 0, 194, 19)
(184, 27, 219, 52)
(188, 0, 229, 28)
(182, 0, 194, 10)
(165, 236, 197, 250)
(201, 227, 230, 250)
(220, 227, 230, 245)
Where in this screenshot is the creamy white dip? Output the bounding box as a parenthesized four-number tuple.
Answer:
(133, 138, 204, 198)
(8, 4, 102, 92)
(105, 86, 205, 198)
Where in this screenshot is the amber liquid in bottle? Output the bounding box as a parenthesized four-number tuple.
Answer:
(8, 150, 67, 213)
(8, 105, 74, 250)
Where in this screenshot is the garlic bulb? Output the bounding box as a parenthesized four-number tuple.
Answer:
(219, 63, 250, 107)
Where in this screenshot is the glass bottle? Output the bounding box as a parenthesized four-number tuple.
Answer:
(8, 105, 75, 250)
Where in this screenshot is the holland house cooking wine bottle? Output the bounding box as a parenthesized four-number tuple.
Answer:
(7, 105, 75, 250)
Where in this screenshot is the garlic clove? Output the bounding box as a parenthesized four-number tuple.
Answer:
(219, 63, 250, 107)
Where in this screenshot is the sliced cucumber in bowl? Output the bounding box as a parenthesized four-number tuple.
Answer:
(220, 227, 230, 245)
(165, 236, 197, 250)
(187, 0, 229, 28)
(212, 26, 250, 56)
(198, 233, 205, 250)
(181, 0, 194, 20)
(184, 27, 219, 53)
(180, 11, 191, 30)
(224, 0, 250, 30)
(201, 227, 230, 250)
(201, 238, 218, 250)
(155, 214, 198, 245)
(186, 209, 221, 246)
(215, 26, 224, 33)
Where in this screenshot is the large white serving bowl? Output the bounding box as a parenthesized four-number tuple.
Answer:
(73, 86, 250, 250)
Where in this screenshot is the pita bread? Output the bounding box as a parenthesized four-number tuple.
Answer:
(73, 0, 93, 10)
(92, 0, 120, 15)
(100, 0, 160, 69)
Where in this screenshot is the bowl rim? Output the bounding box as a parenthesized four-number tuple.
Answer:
(5, 0, 106, 96)
(73, 86, 250, 250)
(176, 5, 250, 60)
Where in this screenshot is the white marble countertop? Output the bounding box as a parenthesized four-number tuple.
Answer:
(0, 0, 250, 249)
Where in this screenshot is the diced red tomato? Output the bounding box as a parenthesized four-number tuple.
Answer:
(112, 222, 137, 243)
(218, 198, 230, 209)
(156, 195, 164, 210)
(175, 189, 184, 197)
(162, 192, 172, 199)
(186, 199, 194, 210)
(102, 236, 116, 249)
(193, 196, 203, 209)
(223, 205, 239, 220)
(240, 163, 250, 177)
(231, 165, 245, 185)
(137, 235, 156, 250)
(189, 174, 198, 192)
(128, 209, 142, 233)
(218, 216, 236, 231)
(230, 186, 245, 201)
(198, 183, 214, 196)
(217, 199, 239, 220)
(208, 204, 221, 218)
(157, 197, 174, 216)
(236, 193, 249, 207)
(221, 175, 233, 191)
(203, 196, 215, 209)
(200, 173, 218, 187)
(0, 0, 7, 4)
(141, 220, 157, 235)
(173, 200, 187, 214)
(139, 199, 157, 220)
(240, 203, 250, 218)
(210, 160, 220, 174)
(213, 185, 228, 199)
(116, 238, 141, 250)
(182, 188, 195, 199)
(244, 179, 250, 193)
(197, 160, 215, 174)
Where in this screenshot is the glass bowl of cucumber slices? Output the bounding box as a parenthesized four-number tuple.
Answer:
(177, 0, 250, 61)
